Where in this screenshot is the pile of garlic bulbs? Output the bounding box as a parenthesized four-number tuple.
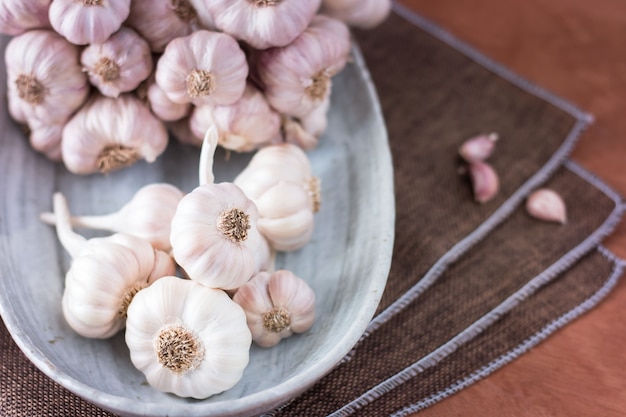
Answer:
(2, 0, 391, 173)
(9, 0, 391, 401)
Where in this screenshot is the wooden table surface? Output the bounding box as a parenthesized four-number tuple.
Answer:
(397, 0, 626, 416)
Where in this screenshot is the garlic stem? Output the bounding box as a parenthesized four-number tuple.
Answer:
(39, 211, 119, 231)
(198, 125, 219, 186)
(50, 192, 87, 259)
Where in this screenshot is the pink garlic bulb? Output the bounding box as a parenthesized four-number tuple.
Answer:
(155, 30, 248, 106)
(166, 117, 201, 147)
(147, 77, 192, 122)
(204, 0, 321, 50)
(321, 0, 392, 29)
(127, 0, 198, 53)
(5, 30, 89, 125)
(258, 14, 351, 118)
(27, 118, 63, 162)
(190, 83, 281, 153)
(49, 0, 131, 45)
(61, 93, 169, 175)
(0, 0, 51, 35)
(81, 27, 153, 98)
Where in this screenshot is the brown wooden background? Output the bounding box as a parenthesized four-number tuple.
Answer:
(396, 0, 626, 415)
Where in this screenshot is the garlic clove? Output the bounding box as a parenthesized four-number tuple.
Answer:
(526, 188, 567, 224)
(468, 161, 499, 204)
(233, 270, 315, 348)
(458, 132, 499, 163)
(147, 77, 192, 122)
(321, 0, 392, 29)
(205, 0, 321, 50)
(125, 276, 251, 399)
(0, 0, 51, 35)
(48, 0, 131, 45)
(26, 117, 64, 162)
(81, 27, 153, 98)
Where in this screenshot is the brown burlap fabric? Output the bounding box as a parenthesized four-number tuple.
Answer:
(1, 8, 623, 417)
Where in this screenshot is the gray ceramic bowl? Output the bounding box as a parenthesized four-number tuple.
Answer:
(0, 41, 394, 417)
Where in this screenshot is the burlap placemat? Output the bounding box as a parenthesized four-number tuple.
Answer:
(1, 6, 623, 417)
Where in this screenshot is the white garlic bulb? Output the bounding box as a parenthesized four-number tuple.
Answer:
(155, 30, 248, 106)
(186, 0, 216, 29)
(258, 14, 350, 118)
(321, 0, 392, 29)
(40, 183, 184, 252)
(147, 77, 192, 122)
(0, 0, 50, 35)
(48, 0, 131, 45)
(127, 0, 198, 53)
(48, 193, 176, 339)
(81, 27, 153, 98)
(233, 270, 315, 347)
(5, 30, 89, 125)
(189, 83, 281, 153)
(61, 93, 169, 175)
(125, 276, 251, 399)
(203, 0, 321, 50)
(234, 144, 320, 251)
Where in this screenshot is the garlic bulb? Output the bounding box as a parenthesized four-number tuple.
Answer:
(155, 30, 248, 106)
(321, 0, 392, 29)
(147, 78, 192, 122)
(61, 93, 169, 174)
(81, 27, 153, 98)
(0, 0, 50, 35)
(468, 161, 499, 203)
(234, 144, 320, 251)
(27, 117, 63, 161)
(5, 30, 89, 125)
(189, 83, 281, 152)
(125, 276, 251, 399)
(526, 188, 567, 224)
(282, 91, 331, 150)
(233, 270, 315, 347)
(127, 0, 198, 53)
(459, 132, 499, 163)
(48, 0, 131, 45)
(187, 0, 216, 29)
(48, 193, 176, 339)
(171, 128, 270, 289)
(258, 14, 350, 118)
(166, 117, 202, 147)
(204, 0, 321, 50)
(40, 183, 184, 252)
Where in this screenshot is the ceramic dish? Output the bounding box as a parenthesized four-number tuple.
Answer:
(0, 39, 394, 417)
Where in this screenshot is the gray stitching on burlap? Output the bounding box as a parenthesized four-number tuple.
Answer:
(328, 161, 624, 416)
(391, 246, 624, 417)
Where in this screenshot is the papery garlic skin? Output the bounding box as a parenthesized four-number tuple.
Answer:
(155, 30, 248, 106)
(204, 0, 321, 50)
(233, 270, 315, 347)
(125, 277, 251, 399)
(6, 30, 89, 125)
(190, 83, 281, 152)
(170, 182, 270, 290)
(321, 0, 391, 29)
(81, 27, 153, 98)
(61, 93, 168, 175)
(48, 0, 131, 45)
(258, 14, 350, 118)
(147, 78, 192, 122)
(127, 0, 197, 53)
(0, 0, 50, 35)
(526, 188, 567, 224)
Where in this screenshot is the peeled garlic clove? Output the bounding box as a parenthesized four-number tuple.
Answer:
(0, 0, 51, 36)
(468, 161, 499, 203)
(258, 14, 350, 118)
(40, 183, 185, 252)
(459, 132, 499, 163)
(126, 0, 198, 53)
(155, 30, 248, 106)
(233, 270, 315, 348)
(48, 0, 130, 45)
(6, 30, 89, 125)
(49, 193, 176, 339)
(526, 188, 567, 224)
(321, 0, 391, 29)
(61, 93, 169, 175)
(81, 27, 153, 98)
(190, 83, 281, 153)
(205, 0, 321, 50)
(125, 277, 251, 399)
